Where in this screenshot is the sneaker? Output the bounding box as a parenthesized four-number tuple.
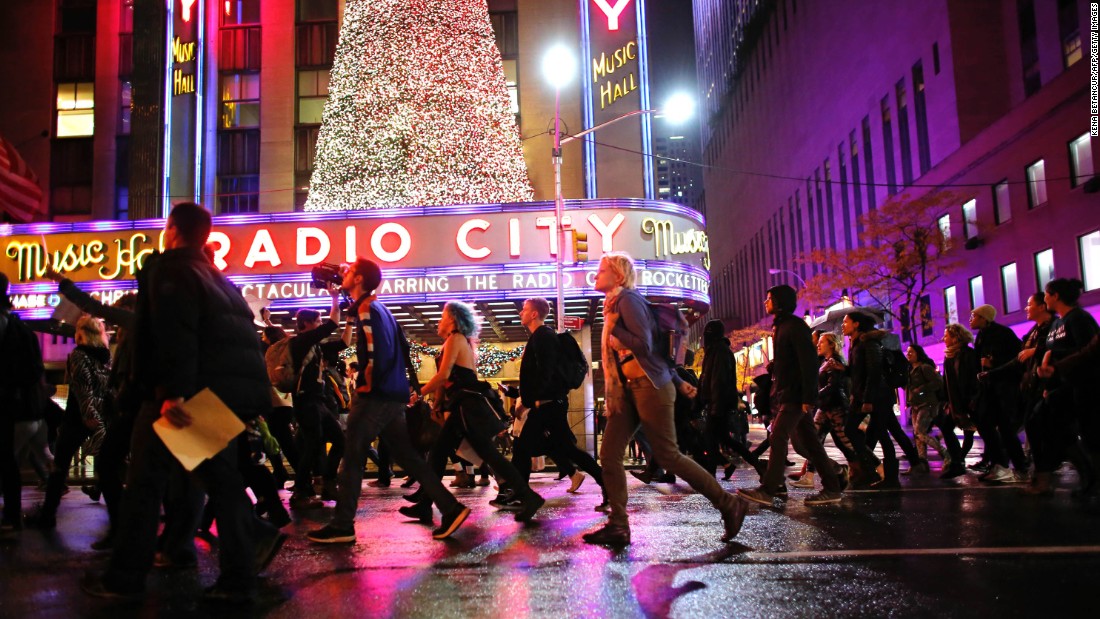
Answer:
(202, 582, 256, 606)
(80, 572, 143, 600)
(940, 464, 968, 479)
(968, 460, 991, 473)
(514, 493, 546, 522)
(24, 506, 56, 530)
(432, 505, 470, 539)
(804, 490, 843, 505)
(476, 475, 491, 487)
(82, 485, 101, 502)
(307, 524, 356, 544)
(836, 465, 850, 492)
(982, 464, 1016, 483)
(489, 490, 516, 509)
(289, 494, 323, 510)
(738, 486, 775, 507)
(568, 472, 586, 494)
(399, 502, 434, 524)
(582, 524, 631, 546)
(1010, 471, 1031, 484)
(90, 533, 115, 551)
(792, 474, 815, 489)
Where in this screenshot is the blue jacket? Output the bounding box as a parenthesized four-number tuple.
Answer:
(356, 300, 410, 403)
(610, 288, 678, 389)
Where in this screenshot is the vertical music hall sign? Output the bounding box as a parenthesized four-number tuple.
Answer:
(580, 0, 654, 200)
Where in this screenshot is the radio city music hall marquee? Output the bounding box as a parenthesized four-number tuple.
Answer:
(2, 200, 710, 317)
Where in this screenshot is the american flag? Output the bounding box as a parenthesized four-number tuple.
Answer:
(0, 134, 45, 222)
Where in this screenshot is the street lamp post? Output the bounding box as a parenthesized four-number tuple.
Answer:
(767, 267, 807, 288)
(543, 46, 694, 331)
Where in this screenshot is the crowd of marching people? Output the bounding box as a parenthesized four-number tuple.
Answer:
(3, 202, 1100, 604)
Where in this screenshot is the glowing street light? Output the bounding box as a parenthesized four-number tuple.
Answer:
(543, 47, 695, 331)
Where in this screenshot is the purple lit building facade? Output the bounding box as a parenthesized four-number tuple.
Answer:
(695, 0, 1097, 354)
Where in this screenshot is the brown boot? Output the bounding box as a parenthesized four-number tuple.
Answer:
(1022, 472, 1053, 496)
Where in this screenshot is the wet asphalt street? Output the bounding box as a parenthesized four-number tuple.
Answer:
(3, 448, 1099, 619)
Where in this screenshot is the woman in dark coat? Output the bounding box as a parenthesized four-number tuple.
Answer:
(937, 323, 979, 479)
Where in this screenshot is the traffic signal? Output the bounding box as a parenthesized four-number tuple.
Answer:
(572, 230, 588, 263)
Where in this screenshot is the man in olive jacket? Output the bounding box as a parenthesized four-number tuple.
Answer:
(739, 285, 843, 506)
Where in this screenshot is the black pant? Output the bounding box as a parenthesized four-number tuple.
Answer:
(292, 398, 326, 495)
(427, 408, 535, 503)
(42, 419, 91, 515)
(761, 403, 841, 493)
(512, 401, 603, 488)
(931, 413, 964, 465)
(105, 401, 275, 592)
(0, 420, 21, 525)
(97, 413, 135, 532)
(321, 411, 344, 481)
(263, 406, 299, 473)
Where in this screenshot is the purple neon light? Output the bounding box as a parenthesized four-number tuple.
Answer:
(5, 199, 703, 237)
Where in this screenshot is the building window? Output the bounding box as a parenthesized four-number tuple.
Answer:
(1079, 231, 1100, 291)
(1058, 0, 1082, 68)
(219, 27, 262, 71)
(294, 125, 321, 210)
(296, 21, 338, 67)
(56, 82, 94, 137)
(895, 79, 913, 187)
(862, 116, 876, 211)
(993, 180, 1011, 224)
(119, 80, 131, 135)
(932, 42, 940, 75)
(938, 214, 951, 242)
(1069, 133, 1094, 187)
(1035, 248, 1055, 291)
(912, 62, 932, 175)
(962, 199, 978, 240)
(50, 137, 94, 215)
(220, 74, 260, 129)
(881, 96, 897, 195)
(115, 135, 129, 220)
(944, 285, 958, 325)
(297, 0, 338, 22)
(969, 276, 985, 309)
(217, 129, 260, 214)
(1001, 263, 1021, 314)
(1026, 159, 1047, 208)
(223, 0, 261, 26)
(1018, 0, 1041, 96)
(297, 69, 329, 124)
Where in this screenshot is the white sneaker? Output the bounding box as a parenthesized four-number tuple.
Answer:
(1010, 471, 1031, 484)
(983, 464, 1015, 483)
(568, 472, 586, 493)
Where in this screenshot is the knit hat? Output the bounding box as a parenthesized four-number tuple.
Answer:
(971, 304, 996, 323)
(766, 284, 798, 314)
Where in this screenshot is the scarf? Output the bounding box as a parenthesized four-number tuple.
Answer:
(601, 286, 625, 416)
(353, 293, 378, 394)
(943, 342, 963, 359)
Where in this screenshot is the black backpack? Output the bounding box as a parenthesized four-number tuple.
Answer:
(555, 331, 589, 391)
(648, 301, 688, 366)
(880, 333, 908, 389)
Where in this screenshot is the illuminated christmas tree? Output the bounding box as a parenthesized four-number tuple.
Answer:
(305, 0, 533, 211)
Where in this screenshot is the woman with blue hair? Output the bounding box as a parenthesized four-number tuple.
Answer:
(407, 301, 546, 523)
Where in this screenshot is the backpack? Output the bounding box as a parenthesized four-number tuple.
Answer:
(648, 302, 689, 366)
(555, 331, 589, 391)
(265, 337, 315, 394)
(880, 333, 908, 390)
